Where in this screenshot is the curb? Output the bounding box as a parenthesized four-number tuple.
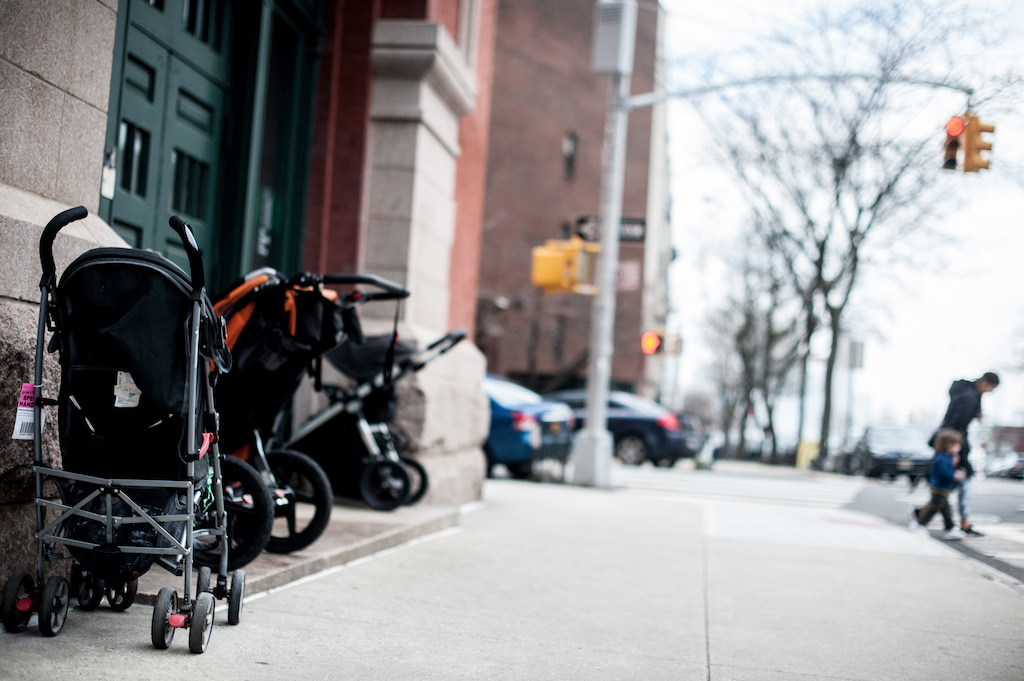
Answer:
(134, 505, 462, 605)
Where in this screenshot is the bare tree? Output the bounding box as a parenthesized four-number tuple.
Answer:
(687, 0, 1020, 459)
(706, 243, 802, 460)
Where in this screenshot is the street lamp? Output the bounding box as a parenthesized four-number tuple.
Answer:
(571, 0, 637, 487)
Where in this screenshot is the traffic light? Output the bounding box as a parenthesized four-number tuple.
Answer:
(640, 330, 663, 355)
(942, 116, 964, 170)
(962, 112, 995, 172)
(530, 236, 601, 294)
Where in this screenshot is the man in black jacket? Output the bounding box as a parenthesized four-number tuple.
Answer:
(933, 372, 999, 537)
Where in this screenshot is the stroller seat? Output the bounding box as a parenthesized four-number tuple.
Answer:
(50, 247, 226, 583)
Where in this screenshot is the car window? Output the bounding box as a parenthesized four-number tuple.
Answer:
(866, 427, 925, 449)
(484, 378, 542, 406)
(609, 392, 666, 416)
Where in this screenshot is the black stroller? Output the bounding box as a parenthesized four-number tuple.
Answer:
(212, 268, 410, 552)
(0, 209, 254, 653)
(283, 329, 466, 511)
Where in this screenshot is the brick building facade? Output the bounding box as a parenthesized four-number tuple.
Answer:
(0, 0, 493, 583)
(476, 0, 669, 396)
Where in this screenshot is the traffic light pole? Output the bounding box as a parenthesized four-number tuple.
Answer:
(572, 70, 632, 488)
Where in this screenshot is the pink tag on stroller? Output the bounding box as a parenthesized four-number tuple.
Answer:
(12, 383, 43, 440)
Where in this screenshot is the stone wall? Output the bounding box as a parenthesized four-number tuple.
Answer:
(0, 0, 122, 580)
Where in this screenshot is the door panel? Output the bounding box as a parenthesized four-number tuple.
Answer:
(111, 30, 168, 249)
(157, 55, 225, 271)
(108, 0, 229, 277)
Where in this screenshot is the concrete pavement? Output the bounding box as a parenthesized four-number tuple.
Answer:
(2, 464, 1024, 680)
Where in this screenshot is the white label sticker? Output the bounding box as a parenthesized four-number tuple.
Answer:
(100, 164, 116, 200)
(12, 383, 44, 440)
(113, 371, 142, 408)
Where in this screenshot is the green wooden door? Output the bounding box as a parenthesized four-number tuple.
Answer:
(103, 0, 230, 279)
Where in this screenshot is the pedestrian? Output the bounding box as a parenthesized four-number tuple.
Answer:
(929, 372, 999, 537)
(910, 428, 967, 539)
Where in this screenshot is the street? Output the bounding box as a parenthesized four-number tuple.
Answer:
(2, 460, 1023, 680)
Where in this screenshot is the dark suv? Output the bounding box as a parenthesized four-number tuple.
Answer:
(853, 425, 932, 481)
(543, 389, 686, 467)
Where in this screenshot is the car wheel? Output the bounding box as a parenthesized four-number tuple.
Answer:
(507, 462, 533, 479)
(616, 436, 647, 466)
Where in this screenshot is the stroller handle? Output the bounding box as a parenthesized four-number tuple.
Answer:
(316, 273, 411, 301)
(168, 215, 206, 293)
(39, 205, 89, 287)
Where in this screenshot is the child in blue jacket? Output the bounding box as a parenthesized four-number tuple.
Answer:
(910, 428, 967, 540)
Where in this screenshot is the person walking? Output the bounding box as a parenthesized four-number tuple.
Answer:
(931, 372, 999, 537)
(911, 428, 967, 539)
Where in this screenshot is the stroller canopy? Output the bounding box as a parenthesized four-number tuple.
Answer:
(55, 248, 229, 417)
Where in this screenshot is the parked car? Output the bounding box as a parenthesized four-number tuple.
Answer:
(483, 376, 575, 479)
(852, 425, 932, 481)
(677, 412, 705, 458)
(985, 444, 1024, 480)
(543, 389, 685, 466)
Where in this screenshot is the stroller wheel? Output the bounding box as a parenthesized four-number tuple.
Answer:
(1, 572, 34, 633)
(265, 450, 333, 554)
(227, 569, 245, 625)
(74, 570, 104, 611)
(188, 591, 215, 654)
(151, 587, 177, 650)
(195, 456, 274, 571)
(196, 566, 212, 595)
(38, 576, 70, 637)
(359, 459, 411, 511)
(400, 456, 429, 505)
(105, 579, 137, 612)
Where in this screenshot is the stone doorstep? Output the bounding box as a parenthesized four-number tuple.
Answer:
(133, 501, 461, 605)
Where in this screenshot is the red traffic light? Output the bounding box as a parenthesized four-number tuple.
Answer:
(946, 116, 965, 137)
(641, 331, 662, 355)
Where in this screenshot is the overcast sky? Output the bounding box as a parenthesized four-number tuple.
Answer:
(659, 0, 1024, 438)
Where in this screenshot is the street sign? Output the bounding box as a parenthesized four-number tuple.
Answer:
(575, 215, 646, 242)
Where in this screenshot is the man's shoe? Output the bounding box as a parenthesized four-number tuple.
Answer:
(942, 527, 966, 540)
(963, 525, 985, 537)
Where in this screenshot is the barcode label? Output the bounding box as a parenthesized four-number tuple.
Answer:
(12, 383, 43, 440)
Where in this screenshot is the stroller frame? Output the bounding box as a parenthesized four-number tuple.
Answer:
(212, 268, 410, 552)
(1, 208, 242, 653)
(282, 328, 466, 510)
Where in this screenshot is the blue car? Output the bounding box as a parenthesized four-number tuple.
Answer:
(483, 376, 575, 479)
(543, 389, 686, 467)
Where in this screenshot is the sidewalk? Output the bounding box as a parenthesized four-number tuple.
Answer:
(3, 470, 1024, 680)
(136, 498, 461, 602)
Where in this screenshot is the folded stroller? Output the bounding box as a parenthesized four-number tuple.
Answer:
(283, 329, 466, 511)
(212, 268, 409, 553)
(0, 208, 256, 653)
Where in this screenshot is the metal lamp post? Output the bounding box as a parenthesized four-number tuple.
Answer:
(572, 0, 637, 487)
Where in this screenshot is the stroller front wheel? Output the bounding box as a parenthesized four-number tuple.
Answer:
(188, 591, 215, 654)
(38, 576, 70, 637)
(105, 579, 137, 611)
(359, 460, 411, 511)
(227, 569, 245, 625)
(73, 567, 104, 610)
(151, 587, 177, 649)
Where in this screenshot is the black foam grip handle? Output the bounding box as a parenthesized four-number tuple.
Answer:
(168, 215, 205, 292)
(320, 273, 411, 300)
(39, 206, 88, 283)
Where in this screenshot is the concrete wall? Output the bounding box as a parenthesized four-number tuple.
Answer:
(0, 0, 124, 580)
(359, 19, 489, 503)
